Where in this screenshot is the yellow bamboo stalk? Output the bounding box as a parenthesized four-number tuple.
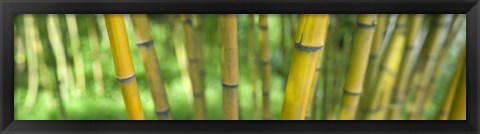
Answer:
(221, 14, 239, 120)
(448, 60, 466, 120)
(363, 14, 389, 92)
(362, 14, 408, 120)
(104, 14, 144, 120)
(181, 14, 207, 120)
(66, 14, 86, 96)
(23, 15, 40, 110)
(388, 14, 424, 120)
(409, 14, 449, 120)
(258, 14, 272, 120)
(338, 14, 377, 120)
(247, 14, 259, 120)
(88, 16, 105, 95)
(131, 14, 172, 120)
(436, 45, 465, 120)
(422, 15, 465, 118)
(281, 14, 329, 120)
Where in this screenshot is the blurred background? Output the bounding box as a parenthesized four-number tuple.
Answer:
(13, 14, 465, 120)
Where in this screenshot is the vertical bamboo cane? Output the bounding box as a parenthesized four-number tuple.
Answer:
(362, 14, 408, 120)
(247, 14, 259, 120)
(65, 14, 86, 96)
(422, 15, 465, 118)
(436, 46, 465, 120)
(14, 24, 26, 77)
(363, 14, 389, 91)
(338, 14, 377, 120)
(409, 15, 449, 120)
(88, 16, 105, 95)
(388, 14, 424, 120)
(131, 14, 172, 120)
(356, 14, 389, 119)
(281, 14, 329, 120)
(23, 15, 40, 110)
(181, 14, 207, 120)
(306, 55, 323, 120)
(221, 14, 239, 120)
(259, 14, 272, 120)
(448, 61, 466, 120)
(104, 14, 144, 120)
(47, 14, 72, 119)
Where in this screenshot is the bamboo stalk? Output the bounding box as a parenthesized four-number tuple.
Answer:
(448, 60, 466, 120)
(104, 14, 145, 120)
(281, 14, 329, 120)
(47, 14, 72, 119)
(220, 14, 239, 120)
(14, 24, 26, 80)
(66, 14, 86, 96)
(23, 15, 40, 110)
(388, 14, 425, 120)
(181, 14, 207, 120)
(306, 55, 323, 120)
(409, 15, 449, 120)
(247, 14, 259, 120)
(338, 14, 377, 120)
(436, 45, 465, 120)
(362, 14, 408, 120)
(259, 14, 272, 120)
(88, 16, 105, 95)
(363, 14, 389, 91)
(422, 15, 465, 119)
(131, 14, 172, 120)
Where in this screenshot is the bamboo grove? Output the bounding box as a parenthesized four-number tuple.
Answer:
(13, 14, 466, 120)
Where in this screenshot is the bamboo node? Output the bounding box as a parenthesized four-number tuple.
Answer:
(193, 92, 204, 97)
(259, 25, 268, 30)
(116, 73, 136, 83)
(183, 19, 193, 25)
(293, 42, 323, 52)
(222, 83, 238, 89)
(137, 40, 154, 47)
(262, 92, 270, 97)
(155, 108, 171, 117)
(343, 89, 362, 96)
(405, 44, 414, 51)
